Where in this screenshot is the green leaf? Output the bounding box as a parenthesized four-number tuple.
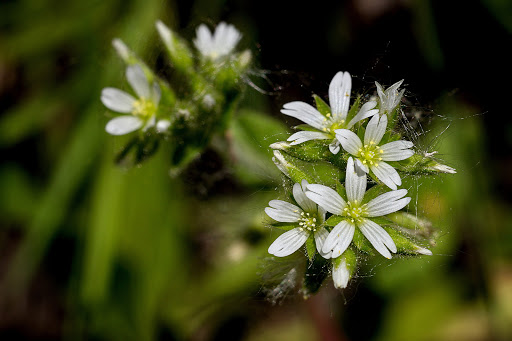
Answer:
(383, 227, 432, 256)
(271, 139, 331, 163)
(313, 94, 331, 116)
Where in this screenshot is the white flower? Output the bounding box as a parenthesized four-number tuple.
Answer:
(335, 114, 414, 189)
(376, 80, 405, 116)
(193, 22, 241, 61)
(101, 65, 161, 135)
(305, 157, 411, 259)
(266, 180, 332, 258)
(281, 72, 379, 154)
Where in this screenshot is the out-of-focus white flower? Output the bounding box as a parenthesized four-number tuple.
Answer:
(193, 22, 241, 61)
(376, 80, 405, 116)
(306, 157, 411, 259)
(101, 65, 162, 135)
(266, 180, 331, 259)
(336, 114, 414, 189)
(281, 72, 378, 154)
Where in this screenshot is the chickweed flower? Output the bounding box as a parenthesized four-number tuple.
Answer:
(336, 114, 414, 189)
(101, 65, 162, 135)
(306, 157, 411, 259)
(282, 72, 378, 154)
(266, 180, 332, 258)
(193, 22, 242, 61)
(376, 79, 405, 116)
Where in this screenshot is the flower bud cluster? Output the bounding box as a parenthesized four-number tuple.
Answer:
(101, 21, 251, 170)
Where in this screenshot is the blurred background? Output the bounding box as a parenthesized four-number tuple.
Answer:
(1, 0, 511, 340)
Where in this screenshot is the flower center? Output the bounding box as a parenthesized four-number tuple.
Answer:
(132, 98, 157, 118)
(298, 211, 318, 232)
(357, 141, 383, 167)
(322, 113, 346, 134)
(343, 201, 367, 224)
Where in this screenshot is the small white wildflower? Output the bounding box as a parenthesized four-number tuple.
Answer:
(193, 22, 241, 61)
(202, 94, 216, 109)
(375, 80, 405, 116)
(336, 114, 414, 189)
(266, 180, 332, 259)
(101, 65, 161, 135)
(306, 157, 411, 259)
(281, 72, 379, 154)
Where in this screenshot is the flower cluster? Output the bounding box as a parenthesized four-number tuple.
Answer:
(266, 72, 454, 292)
(101, 21, 251, 170)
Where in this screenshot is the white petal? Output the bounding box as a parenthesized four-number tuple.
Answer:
(329, 139, 341, 154)
(126, 65, 150, 99)
(364, 114, 387, 145)
(367, 197, 411, 217)
(359, 219, 396, 258)
(366, 189, 408, 214)
(265, 200, 302, 222)
(371, 162, 401, 190)
(380, 140, 414, 161)
(214, 22, 241, 56)
(317, 205, 327, 224)
(194, 24, 212, 55)
(322, 220, 355, 257)
(332, 260, 350, 289)
(268, 228, 309, 257)
(288, 131, 330, 145)
(335, 129, 362, 155)
(328, 72, 341, 118)
(345, 157, 366, 203)
(101, 88, 136, 113)
(281, 101, 326, 131)
(375, 81, 386, 103)
(314, 227, 333, 259)
(346, 100, 379, 128)
(354, 158, 369, 173)
(293, 181, 317, 213)
(329, 71, 351, 120)
(105, 116, 143, 135)
(306, 184, 346, 215)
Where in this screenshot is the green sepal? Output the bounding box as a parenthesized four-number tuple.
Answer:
(271, 139, 331, 162)
(325, 215, 344, 227)
(368, 216, 393, 227)
(156, 21, 194, 75)
(305, 234, 316, 261)
(332, 247, 357, 274)
(383, 226, 432, 256)
(272, 150, 315, 184)
(271, 222, 299, 231)
(272, 151, 342, 187)
(335, 181, 346, 199)
(313, 94, 331, 116)
(345, 95, 362, 123)
(352, 228, 375, 254)
(302, 254, 329, 297)
(361, 184, 388, 204)
(294, 124, 320, 132)
(155, 80, 177, 116)
(386, 212, 434, 237)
